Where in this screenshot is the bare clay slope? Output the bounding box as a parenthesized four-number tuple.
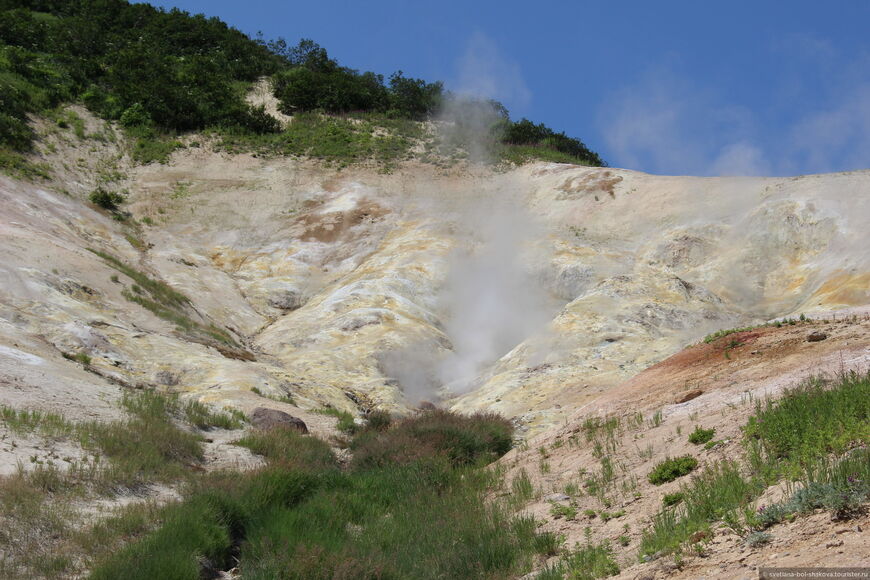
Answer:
(0, 112, 868, 439)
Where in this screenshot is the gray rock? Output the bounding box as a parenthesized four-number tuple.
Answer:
(249, 407, 308, 434)
(268, 289, 304, 310)
(546, 493, 571, 502)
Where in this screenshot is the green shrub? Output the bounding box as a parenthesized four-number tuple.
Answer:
(648, 456, 699, 485)
(757, 448, 870, 527)
(365, 409, 392, 432)
(350, 409, 513, 470)
(688, 426, 716, 445)
(119, 103, 152, 128)
(88, 187, 124, 210)
(600, 509, 625, 522)
(662, 492, 684, 507)
(744, 531, 771, 547)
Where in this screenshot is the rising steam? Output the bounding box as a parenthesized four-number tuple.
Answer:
(379, 38, 555, 403)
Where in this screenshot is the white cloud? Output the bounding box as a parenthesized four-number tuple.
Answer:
(787, 84, 870, 173)
(597, 44, 870, 176)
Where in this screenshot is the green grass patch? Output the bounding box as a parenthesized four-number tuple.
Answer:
(0, 406, 73, 437)
(550, 502, 578, 520)
(662, 492, 684, 507)
(744, 371, 870, 479)
(349, 408, 513, 470)
(235, 426, 339, 471)
(639, 371, 870, 560)
(131, 133, 183, 165)
(0, 147, 51, 180)
(688, 426, 716, 445)
(538, 539, 620, 580)
(648, 455, 699, 485)
(181, 399, 246, 430)
(218, 112, 418, 169)
(498, 143, 597, 166)
(91, 409, 555, 580)
(703, 326, 757, 343)
(756, 448, 870, 526)
(88, 248, 188, 308)
(79, 391, 205, 490)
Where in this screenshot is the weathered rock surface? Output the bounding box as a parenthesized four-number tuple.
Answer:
(1, 118, 868, 437)
(249, 407, 309, 433)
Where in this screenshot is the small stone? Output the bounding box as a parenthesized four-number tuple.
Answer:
(807, 331, 828, 342)
(675, 389, 703, 403)
(249, 407, 308, 433)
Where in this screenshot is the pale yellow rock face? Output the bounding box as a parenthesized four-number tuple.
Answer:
(1, 125, 868, 435)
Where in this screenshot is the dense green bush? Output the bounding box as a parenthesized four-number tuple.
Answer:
(648, 455, 699, 485)
(503, 118, 605, 166)
(88, 187, 124, 210)
(388, 70, 443, 119)
(271, 40, 443, 120)
(0, 0, 281, 155)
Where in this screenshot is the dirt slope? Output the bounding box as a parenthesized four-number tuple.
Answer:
(498, 309, 870, 578)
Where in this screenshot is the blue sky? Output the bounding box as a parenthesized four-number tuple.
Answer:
(145, 0, 870, 176)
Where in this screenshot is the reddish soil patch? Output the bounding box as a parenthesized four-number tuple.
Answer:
(592, 315, 870, 415)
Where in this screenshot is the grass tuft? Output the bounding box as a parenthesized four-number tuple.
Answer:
(688, 426, 716, 445)
(648, 455, 699, 485)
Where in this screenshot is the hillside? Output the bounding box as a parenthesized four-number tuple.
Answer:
(0, 104, 867, 577)
(0, 2, 868, 579)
